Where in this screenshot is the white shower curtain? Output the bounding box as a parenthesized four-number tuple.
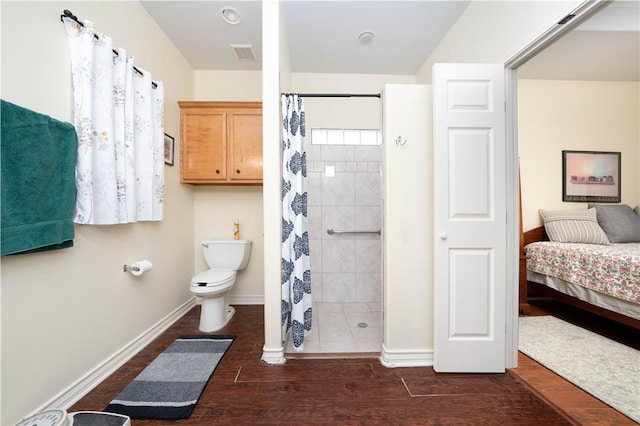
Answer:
(63, 17, 165, 225)
(281, 95, 312, 351)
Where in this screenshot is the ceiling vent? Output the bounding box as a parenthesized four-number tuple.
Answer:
(231, 44, 257, 62)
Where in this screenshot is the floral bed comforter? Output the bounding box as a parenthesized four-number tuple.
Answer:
(525, 242, 640, 303)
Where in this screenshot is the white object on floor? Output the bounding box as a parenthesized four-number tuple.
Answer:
(15, 409, 131, 426)
(190, 240, 251, 332)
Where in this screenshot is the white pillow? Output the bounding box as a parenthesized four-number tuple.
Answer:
(539, 208, 609, 245)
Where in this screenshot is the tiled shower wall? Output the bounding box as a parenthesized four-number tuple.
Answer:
(307, 144, 382, 304)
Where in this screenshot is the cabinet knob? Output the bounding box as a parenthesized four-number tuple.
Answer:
(215, 169, 220, 174)
(236, 169, 241, 174)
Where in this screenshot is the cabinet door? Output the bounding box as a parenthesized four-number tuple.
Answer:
(228, 109, 262, 181)
(181, 110, 227, 182)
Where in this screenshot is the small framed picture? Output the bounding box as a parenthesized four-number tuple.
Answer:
(164, 133, 175, 166)
(562, 150, 621, 203)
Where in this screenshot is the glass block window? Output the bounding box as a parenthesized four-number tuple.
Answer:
(311, 128, 382, 145)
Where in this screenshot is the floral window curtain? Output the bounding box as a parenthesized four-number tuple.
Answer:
(281, 95, 312, 351)
(63, 17, 165, 225)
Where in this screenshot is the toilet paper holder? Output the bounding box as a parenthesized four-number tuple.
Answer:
(123, 259, 153, 276)
(123, 264, 141, 272)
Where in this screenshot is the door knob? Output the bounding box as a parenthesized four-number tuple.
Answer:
(439, 233, 447, 240)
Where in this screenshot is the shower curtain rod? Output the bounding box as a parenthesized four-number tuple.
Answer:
(281, 93, 381, 98)
(60, 9, 158, 89)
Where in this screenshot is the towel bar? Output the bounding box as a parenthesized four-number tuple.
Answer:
(326, 228, 380, 235)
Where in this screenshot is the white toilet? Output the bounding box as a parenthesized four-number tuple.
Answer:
(190, 240, 252, 332)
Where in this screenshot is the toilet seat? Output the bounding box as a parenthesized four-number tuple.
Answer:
(191, 269, 235, 288)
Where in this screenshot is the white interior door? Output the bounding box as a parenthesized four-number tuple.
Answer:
(433, 63, 506, 373)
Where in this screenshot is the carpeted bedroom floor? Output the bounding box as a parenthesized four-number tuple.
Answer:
(519, 315, 639, 422)
(512, 297, 639, 425)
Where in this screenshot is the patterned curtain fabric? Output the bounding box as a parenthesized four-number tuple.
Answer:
(281, 95, 312, 351)
(63, 18, 165, 225)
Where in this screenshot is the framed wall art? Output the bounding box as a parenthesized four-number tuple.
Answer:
(562, 150, 621, 203)
(164, 133, 175, 166)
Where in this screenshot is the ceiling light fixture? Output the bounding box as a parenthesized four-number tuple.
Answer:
(357, 30, 376, 45)
(221, 7, 241, 25)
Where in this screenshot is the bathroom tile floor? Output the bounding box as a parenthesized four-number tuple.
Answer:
(285, 302, 382, 355)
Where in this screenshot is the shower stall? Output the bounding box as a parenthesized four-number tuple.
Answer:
(273, 80, 434, 367)
(286, 126, 383, 354)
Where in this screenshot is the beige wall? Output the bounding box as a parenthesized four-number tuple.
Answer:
(291, 73, 414, 129)
(194, 70, 262, 101)
(382, 84, 433, 364)
(416, 1, 580, 84)
(1, 2, 195, 423)
(519, 79, 640, 231)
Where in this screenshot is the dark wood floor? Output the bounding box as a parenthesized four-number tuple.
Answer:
(70, 303, 636, 425)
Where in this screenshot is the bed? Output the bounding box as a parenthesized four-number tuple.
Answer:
(519, 205, 640, 329)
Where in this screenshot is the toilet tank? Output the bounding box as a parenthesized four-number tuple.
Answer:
(201, 240, 252, 271)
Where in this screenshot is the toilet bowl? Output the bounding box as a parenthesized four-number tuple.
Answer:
(190, 240, 251, 332)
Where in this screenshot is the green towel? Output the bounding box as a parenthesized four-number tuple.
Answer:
(1, 99, 78, 256)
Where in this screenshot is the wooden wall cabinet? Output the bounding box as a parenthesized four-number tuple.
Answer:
(179, 101, 262, 185)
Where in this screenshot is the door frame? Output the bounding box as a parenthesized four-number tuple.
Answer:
(503, 0, 608, 368)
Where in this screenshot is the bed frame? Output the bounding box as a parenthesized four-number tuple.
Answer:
(519, 226, 640, 329)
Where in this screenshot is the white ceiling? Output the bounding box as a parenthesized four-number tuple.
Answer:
(140, 0, 469, 74)
(140, 0, 640, 80)
(139, 1, 263, 71)
(282, 1, 469, 74)
(519, 1, 639, 81)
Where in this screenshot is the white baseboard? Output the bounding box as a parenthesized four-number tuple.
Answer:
(38, 298, 197, 412)
(379, 344, 434, 367)
(261, 345, 286, 365)
(229, 295, 264, 305)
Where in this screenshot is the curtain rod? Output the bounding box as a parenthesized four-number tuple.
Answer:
(281, 93, 381, 99)
(60, 9, 158, 89)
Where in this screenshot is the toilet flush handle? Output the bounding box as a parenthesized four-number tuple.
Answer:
(202, 242, 210, 248)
